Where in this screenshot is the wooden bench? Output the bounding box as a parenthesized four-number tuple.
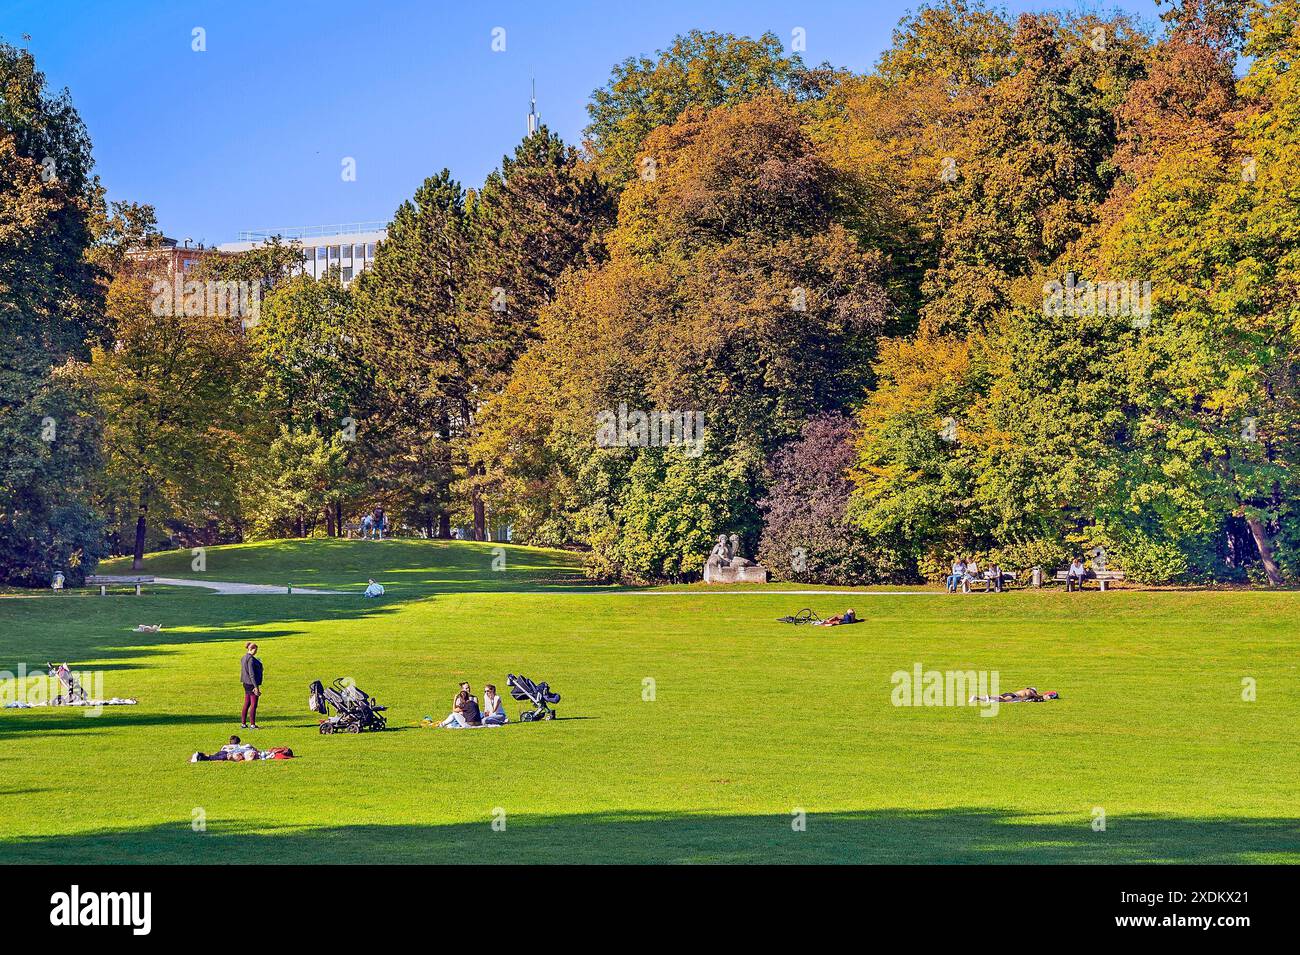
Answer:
(1052, 569, 1125, 591)
(84, 575, 155, 596)
(960, 571, 1018, 593)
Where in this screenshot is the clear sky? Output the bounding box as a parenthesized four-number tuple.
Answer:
(1, 0, 1161, 245)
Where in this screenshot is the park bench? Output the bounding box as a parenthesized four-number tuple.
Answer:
(84, 575, 155, 596)
(1052, 569, 1125, 592)
(958, 570, 1018, 593)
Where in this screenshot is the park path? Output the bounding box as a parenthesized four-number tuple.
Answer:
(152, 577, 348, 595)
(149, 578, 946, 597)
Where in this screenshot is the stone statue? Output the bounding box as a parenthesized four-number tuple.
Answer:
(708, 534, 730, 567)
(703, 531, 767, 584)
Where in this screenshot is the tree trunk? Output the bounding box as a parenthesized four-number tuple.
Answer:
(438, 511, 451, 539)
(1246, 515, 1284, 585)
(335, 500, 343, 538)
(473, 471, 486, 542)
(131, 502, 148, 571)
(325, 506, 335, 538)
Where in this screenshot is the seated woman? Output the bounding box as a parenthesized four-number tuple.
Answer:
(436, 690, 482, 728)
(363, 578, 384, 598)
(481, 684, 508, 726)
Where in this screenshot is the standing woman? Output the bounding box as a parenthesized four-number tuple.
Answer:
(240, 642, 263, 729)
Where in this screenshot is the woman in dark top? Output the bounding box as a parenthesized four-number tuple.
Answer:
(240, 642, 263, 729)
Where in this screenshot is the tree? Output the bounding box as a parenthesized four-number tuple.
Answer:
(0, 40, 107, 584)
(243, 272, 366, 536)
(478, 96, 891, 579)
(90, 271, 248, 565)
(352, 170, 470, 538)
(759, 414, 908, 584)
(460, 128, 614, 538)
(585, 30, 806, 187)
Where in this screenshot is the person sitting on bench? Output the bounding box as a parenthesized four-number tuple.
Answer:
(1066, 558, 1089, 591)
(983, 563, 1006, 593)
(946, 559, 967, 593)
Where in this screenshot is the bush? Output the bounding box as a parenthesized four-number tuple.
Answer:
(759, 415, 911, 585)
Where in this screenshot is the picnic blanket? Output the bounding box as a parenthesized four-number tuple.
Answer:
(4, 698, 138, 708)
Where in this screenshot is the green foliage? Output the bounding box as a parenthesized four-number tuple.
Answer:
(581, 446, 753, 583)
(241, 427, 348, 539)
(585, 30, 806, 187)
(0, 40, 107, 584)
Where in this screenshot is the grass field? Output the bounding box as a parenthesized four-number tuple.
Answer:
(1, 538, 1296, 864)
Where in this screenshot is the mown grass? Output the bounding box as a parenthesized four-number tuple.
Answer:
(1, 539, 1295, 863)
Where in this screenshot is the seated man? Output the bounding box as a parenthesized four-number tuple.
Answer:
(1066, 558, 1089, 591)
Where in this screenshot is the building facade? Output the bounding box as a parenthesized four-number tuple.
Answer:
(217, 222, 387, 285)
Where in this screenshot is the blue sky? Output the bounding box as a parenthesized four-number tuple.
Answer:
(1, 0, 1161, 244)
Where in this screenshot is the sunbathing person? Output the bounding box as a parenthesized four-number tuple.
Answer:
(969, 687, 1060, 703)
(816, 608, 859, 626)
(192, 735, 256, 761)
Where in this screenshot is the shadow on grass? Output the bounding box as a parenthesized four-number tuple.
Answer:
(4, 808, 1296, 865)
(0, 591, 408, 675)
(0, 711, 248, 738)
(97, 538, 609, 595)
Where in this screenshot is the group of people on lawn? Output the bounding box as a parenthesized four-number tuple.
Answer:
(434, 681, 508, 729)
(359, 504, 388, 540)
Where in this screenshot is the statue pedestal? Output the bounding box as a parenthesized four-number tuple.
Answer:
(704, 563, 769, 584)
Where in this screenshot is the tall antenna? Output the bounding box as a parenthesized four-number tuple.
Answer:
(527, 79, 539, 135)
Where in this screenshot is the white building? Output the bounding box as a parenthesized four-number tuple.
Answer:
(217, 222, 387, 285)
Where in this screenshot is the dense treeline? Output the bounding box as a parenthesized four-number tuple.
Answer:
(2, 0, 1297, 586)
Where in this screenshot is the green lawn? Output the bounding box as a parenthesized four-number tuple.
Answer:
(0, 539, 1295, 863)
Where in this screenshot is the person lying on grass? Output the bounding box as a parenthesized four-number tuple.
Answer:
(816, 613, 857, 628)
(968, 687, 1060, 703)
(190, 735, 295, 762)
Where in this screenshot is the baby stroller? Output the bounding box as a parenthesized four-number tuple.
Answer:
(309, 678, 388, 734)
(47, 662, 89, 705)
(507, 673, 561, 722)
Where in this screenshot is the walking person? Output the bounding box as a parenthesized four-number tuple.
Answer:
(240, 642, 264, 729)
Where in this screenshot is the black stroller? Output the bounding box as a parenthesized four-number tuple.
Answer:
(507, 673, 560, 722)
(309, 678, 388, 734)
